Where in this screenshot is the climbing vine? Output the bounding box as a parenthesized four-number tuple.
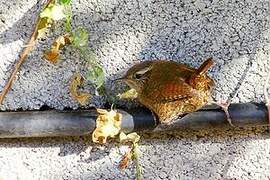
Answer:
(0, 0, 142, 179)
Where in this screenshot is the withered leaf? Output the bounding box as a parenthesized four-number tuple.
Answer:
(37, 17, 52, 39)
(43, 34, 71, 63)
(37, 0, 56, 39)
(69, 73, 91, 106)
(92, 109, 122, 144)
(119, 132, 140, 145)
(118, 148, 132, 170)
(118, 132, 141, 172)
(43, 49, 59, 63)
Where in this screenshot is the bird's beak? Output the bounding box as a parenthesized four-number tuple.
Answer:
(113, 76, 127, 83)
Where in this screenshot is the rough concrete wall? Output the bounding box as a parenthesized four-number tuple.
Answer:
(0, 0, 270, 179)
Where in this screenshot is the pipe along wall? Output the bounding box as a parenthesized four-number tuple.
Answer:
(0, 103, 268, 138)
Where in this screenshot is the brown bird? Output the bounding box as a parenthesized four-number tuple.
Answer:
(118, 58, 215, 124)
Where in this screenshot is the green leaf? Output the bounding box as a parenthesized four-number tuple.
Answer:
(71, 28, 104, 90)
(60, 0, 72, 5)
(86, 65, 105, 89)
(71, 28, 89, 48)
(40, 4, 65, 21)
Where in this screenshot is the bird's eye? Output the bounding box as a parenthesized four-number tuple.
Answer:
(133, 72, 144, 80)
(132, 65, 152, 80)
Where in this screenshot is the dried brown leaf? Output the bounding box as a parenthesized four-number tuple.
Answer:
(119, 148, 132, 170)
(43, 49, 59, 63)
(92, 109, 122, 144)
(43, 34, 71, 63)
(69, 73, 91, 106)
(119, 132, 141, 175)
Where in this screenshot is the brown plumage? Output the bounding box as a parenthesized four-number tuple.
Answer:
(121, 58, 214, 124)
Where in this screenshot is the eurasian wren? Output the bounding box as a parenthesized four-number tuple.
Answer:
(120, 58, 214, 124)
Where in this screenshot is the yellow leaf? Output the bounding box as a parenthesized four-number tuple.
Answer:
(69, 73, 91, 106)
(117, 88, 138, 99)
(43, 34, 71, 63)
(119, 132, 128, 142)
(119, 132, 140, 144)
(37, 17, 52, 39)
(92, 109, 122, 144)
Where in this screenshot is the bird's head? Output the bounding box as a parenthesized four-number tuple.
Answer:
(115, 61, 153, 93)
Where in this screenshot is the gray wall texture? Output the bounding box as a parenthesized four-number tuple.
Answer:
(0, 0, 270, 179)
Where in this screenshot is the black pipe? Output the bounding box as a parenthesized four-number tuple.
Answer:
(0, 103, 268, 138)
(0, 110, 96, 138)
(159, 103, 269, 131)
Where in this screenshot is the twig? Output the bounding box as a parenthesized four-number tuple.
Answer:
(0, 0, 53, 105)
(264, 69, 270, 124)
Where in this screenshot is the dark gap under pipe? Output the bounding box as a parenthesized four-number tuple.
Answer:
(0, 103, 268, 138)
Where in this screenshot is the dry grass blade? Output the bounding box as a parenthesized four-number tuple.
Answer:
(0, 0, 54, 105)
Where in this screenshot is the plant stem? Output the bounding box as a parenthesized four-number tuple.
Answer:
(133, 143, 142, 180)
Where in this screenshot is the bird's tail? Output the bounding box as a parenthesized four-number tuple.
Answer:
(187, 57, 214, 89)
(195, 58, 214, 75)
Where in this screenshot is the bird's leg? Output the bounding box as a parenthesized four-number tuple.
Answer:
(212, 99, 233, 126)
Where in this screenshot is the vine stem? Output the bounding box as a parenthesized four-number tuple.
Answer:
(132, 143, 142, 180)
(0, 0, 54, 105)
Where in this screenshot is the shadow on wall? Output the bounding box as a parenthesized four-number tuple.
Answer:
(0, 0, 269, 107)
(0, 1, 104, 110)
(79, 0, 270, 102)
(0, 1, 42, 45)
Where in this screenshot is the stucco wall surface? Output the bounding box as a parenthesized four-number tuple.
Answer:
(1, 0, 270, 179)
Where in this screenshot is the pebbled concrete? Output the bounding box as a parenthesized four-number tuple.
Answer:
(0, 129, 270, 180)
(1, 0, 270, 179)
